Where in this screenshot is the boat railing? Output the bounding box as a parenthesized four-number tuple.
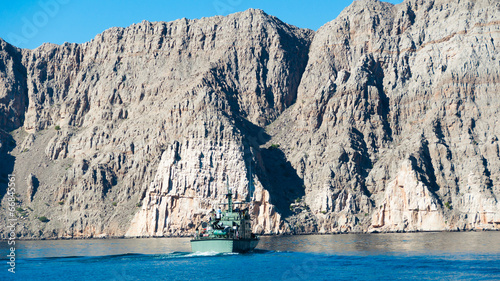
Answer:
(194, 228, 244, 240)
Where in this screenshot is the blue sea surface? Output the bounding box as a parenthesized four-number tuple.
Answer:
(1, 232, 500, 280)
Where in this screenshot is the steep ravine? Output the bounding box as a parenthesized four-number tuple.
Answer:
(0, 0, 499, 239)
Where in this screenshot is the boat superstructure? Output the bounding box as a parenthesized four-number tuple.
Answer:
(190, 184, 259, 253)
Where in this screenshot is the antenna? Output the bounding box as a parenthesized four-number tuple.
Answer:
(225, 177, 233, 212)
(226, 177, 231, 194)
(248, 162, 254, 202)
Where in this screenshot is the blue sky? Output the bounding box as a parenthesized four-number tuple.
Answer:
(0, 0, 403, 49)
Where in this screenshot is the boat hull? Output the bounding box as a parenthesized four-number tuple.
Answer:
(190, 238, 259, 253)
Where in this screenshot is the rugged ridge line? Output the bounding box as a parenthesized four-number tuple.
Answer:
(269, 0, 500, 233)
(1, 0, 500, 239)
(0, 9, 313, 238)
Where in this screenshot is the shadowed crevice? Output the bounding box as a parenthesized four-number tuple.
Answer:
(0, 131, 16, 203)
(256, 147, 305, 217)
(408, 138, 442, 205)
(0, 40, 28, 202)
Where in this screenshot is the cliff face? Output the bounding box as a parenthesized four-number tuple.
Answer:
(1, 0, 499, 239)
(0, 9, 312, 238)
(270, 0, 500, 232)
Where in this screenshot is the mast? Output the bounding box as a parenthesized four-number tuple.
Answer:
(226, 180, 233, 212)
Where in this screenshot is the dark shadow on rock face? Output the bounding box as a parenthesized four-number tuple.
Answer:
(235, 117, 271, 147)
(0, 41, 28, 131)
(257, 146, 305, 217)
(30, 174, 39, 195)
(408, 139, 443, 206)
(0, 132, 16, 203)
(350, 128, 373, 179)
(235, 117, 272, 202)
(0, 40, 28, 203)
(410, 138, 440, 194)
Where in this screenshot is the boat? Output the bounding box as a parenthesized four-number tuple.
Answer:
(190, 184, 259, 253)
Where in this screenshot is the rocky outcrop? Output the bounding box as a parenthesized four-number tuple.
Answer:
(270, 0, 500, 232)
(1, 0, 500, 239)
(26, 173, 38, 202)
(0, 9, 312, 238)
(0, 39, 27, 131)
(370, 159, 445, 231)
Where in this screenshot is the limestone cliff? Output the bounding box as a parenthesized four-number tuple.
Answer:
(0, 0, 499, 239)
(0, 9, 311, 238)
(270, 0, 500, 232)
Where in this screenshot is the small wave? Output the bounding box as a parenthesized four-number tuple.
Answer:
(21, 252, 147, 262)
(19, 249, 290, 263)
(184, 251, 240, 257)
(20, 251, 244, 263)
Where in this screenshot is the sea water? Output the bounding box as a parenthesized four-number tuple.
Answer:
(1, 232, 500, 280)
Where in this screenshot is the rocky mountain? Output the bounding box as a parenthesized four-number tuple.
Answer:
(1, 0, 499, 239)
